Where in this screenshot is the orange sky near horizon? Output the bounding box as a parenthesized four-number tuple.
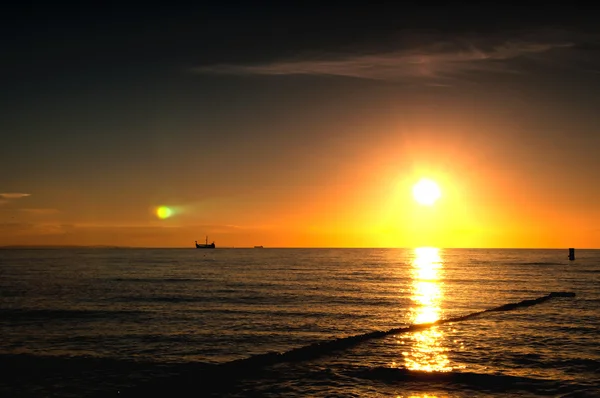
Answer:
(2, 6, 600, 249)
(3, 110, 599, 249)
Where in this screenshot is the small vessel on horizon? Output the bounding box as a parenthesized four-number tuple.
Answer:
(254, 245, 264, 248)
(195, 236, 215, 249)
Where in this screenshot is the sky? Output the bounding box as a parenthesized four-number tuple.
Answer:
(1, 4, 600, 248)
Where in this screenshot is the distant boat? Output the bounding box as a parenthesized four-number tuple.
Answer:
(254, 245, 264, 248)
(195, 236, 215, 249)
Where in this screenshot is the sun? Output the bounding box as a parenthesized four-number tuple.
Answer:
(412, 178, 441, 206)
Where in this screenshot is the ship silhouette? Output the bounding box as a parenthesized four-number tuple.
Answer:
(195, 236, 215, 249)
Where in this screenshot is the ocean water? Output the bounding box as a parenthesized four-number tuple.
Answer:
(0, 248, 599, 397)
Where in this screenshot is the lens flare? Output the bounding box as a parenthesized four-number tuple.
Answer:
(156, 206, 172, 219)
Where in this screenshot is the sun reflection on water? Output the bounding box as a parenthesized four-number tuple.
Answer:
(396, 396, 442, 398)
(401, 247, 452, 372)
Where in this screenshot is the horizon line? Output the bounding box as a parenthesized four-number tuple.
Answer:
(0, 245, 593, 250)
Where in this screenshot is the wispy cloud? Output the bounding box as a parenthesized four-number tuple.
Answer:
(0, 193, 30, 199)
(0, 193, 31, 206)
(193, 32, 577, 82)
(220, 224, 275, 230)
(19, 208, 59, 215)
(0, 222, 72, 237)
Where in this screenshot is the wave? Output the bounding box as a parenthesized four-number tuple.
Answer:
(0, 308, 144, 320)
(222, 293, 572, 368)
(113, 296, 206, 304)
(118, 292, 575, 391)
(350, 366, 572, 393)
(3, 292, 578, 397)
(109, 277, 198, 283)
(111, 294, 292, 304)
(545, 358, 600, 373)
(109, 294, 398, 308)
(353, 366, 550, 384)
(207, 293, 576, 371)
(441, 291, 576, 323)
(3, 351, 593, 398)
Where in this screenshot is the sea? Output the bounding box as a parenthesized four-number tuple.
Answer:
(0, 248, 599, 397)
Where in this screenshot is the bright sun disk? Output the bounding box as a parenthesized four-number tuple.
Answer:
(412, 179, 441, 206)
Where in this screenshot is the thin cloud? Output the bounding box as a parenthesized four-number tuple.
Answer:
(19, 208, 59, 215)
(0, 222, 36, 235)
(221, 224, 275, 230)
(0, 222, 71, 236)
(0, 193, 30, 199)
(193, 35, 576, 82)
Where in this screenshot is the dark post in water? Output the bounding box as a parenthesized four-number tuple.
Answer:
(568, 248, 575, 261)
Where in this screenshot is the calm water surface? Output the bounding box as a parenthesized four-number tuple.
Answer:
(1, 248, 599, 397)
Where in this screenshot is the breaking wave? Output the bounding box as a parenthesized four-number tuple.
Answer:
(121, 292, 576, 396)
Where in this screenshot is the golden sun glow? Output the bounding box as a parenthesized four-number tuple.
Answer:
(412, 178, 441, 206)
